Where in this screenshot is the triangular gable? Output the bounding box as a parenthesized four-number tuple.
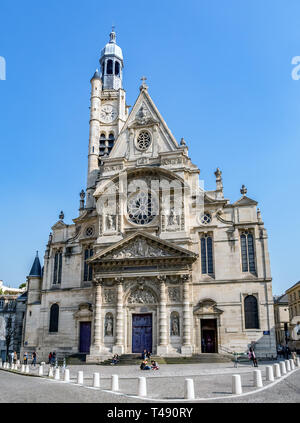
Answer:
(51, 220, 67, 230)
(88, 231, 197, 262)
(109, 87, 181, 159)
(233, 196, 258, 206)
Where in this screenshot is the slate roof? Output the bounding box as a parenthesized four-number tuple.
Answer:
(29, 252, 42, 277)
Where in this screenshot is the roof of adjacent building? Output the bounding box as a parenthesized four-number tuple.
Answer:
(286, 281, 300, 294)
(29, 251, 42, 277)
(273, 294, 288, 304)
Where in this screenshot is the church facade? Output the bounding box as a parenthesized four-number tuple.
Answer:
(22, 30, 276, 361)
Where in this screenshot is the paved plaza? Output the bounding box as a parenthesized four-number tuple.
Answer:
(0, 360, 299, 403)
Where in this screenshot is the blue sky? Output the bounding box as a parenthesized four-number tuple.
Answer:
(0, 0, 300, 294)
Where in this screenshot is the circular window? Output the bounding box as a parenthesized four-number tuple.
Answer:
(127, 190, 157, 225)
(85, 226, 94, 237)
(136, 131, 151, 151)
(200, 213, 212, 225)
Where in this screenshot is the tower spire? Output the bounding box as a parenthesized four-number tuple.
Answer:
(109, 25, 116, 43)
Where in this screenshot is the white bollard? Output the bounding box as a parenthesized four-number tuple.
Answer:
(11, 363, 15, 370)
(48, 367, 54, 377)
(21, 364, 25, 373)
(273, 363, 281, 378)
(77, 371, 83, 385)
(289, 359, 295, 370)
(93, 372, 100, 388)
(111, 374, 119, 391)
(41, 362, 45, 366)
(138, 377, 147, 397)
(184, 378, 195, 400)
(0, 361, 2, 368)
(285, 360, 291, 372)
(64, 369, 70, 383)
(296, 357, 300, 367)
(266, 365, 274, 382)
(54, 368, 60, 380)
(16, 360, 20, 366)
(25, 365, 29, 374)
(232, 374, 242, 395)
(279, 361, 286, 375)
(38, 365, 43, 376)
(253, 369, 263, 388)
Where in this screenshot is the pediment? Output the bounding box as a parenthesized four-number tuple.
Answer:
(89, 231, 197, 263)
(194, 299, 223, 315)
(51, 220, 67, 230)
(233, 195, 258, 206)
(108, 88, 182, 160)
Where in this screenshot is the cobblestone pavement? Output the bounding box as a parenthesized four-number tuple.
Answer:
(1, 359, 299, 403)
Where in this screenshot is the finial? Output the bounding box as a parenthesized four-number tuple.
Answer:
(257, 208, 262, 223)
(214, 168, 223, 193)
(180, 137, 186, 146)
(59, 210, 64, 220)
(36, 251, 39, 257)
(48, 232, 53, 244)
(240, 185, 247, 195)
(140, 76, 148, 90)
(109, 26, 116, 43)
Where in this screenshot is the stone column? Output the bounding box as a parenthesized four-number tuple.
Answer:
(113, 278, 124, 355)
(181, 274, 192, 356)
(88, 278, 103, 359)
(157, 276, 168, 355)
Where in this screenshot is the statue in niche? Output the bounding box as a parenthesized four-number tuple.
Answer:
(105, 314, 113, 336)
(171, 314, 180, 336)
(106, 215, 115, 231)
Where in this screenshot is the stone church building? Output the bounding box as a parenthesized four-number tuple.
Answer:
(22, 29, 276, 361)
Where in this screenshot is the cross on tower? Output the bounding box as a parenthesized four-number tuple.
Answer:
(140, 76, 148, 91)
(141, 76, 147, 84)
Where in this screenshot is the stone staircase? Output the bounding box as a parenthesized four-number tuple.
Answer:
(100, 353, 233, 366)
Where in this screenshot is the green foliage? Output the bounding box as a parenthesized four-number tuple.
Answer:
(19, 283, 26, 289)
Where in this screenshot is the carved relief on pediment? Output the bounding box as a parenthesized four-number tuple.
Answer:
(127, 288, 156, 304)
(194, 299, 223, 315)
(105, 237, 179, 259)
(74, 303, 93, 319)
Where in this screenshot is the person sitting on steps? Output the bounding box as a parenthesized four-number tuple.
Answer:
(140, 359, 151, 370)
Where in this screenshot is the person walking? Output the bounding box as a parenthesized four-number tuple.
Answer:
(48, 352, 52, 364)
(23, 351, 28, 365)
(31, 351, 37, 367)
(13, 351, 17, 364)
(248, 347, 258, 367)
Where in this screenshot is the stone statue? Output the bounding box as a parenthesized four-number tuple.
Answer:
(171, 314, 179, 336)
(105, 315, 113, 336)
(106, 215, 115, 230)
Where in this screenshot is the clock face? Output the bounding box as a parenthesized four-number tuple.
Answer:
(100, 104, 118, 123)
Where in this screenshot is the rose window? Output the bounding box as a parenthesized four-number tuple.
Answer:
(200, 213, 212, 225)
(127, 190, 157, 225)
(136, 131, 151, 151)
(85, 226, 94, 237)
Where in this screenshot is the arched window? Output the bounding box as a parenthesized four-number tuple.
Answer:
(244, 295, 259, 329)
(99, 133, 114, 157)
(49, 304, 59, 332)
(115, 61, 120, 76)
(240, 231, 256, 273)
(107, 59, 113, 75)
(201, 234, 213, 274)
(83, 247, 93, 282)
(53, 250, 62, 284)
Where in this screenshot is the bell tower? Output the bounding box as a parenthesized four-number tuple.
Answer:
(100, 27, 123, 90)
(85, 28, 128, 209)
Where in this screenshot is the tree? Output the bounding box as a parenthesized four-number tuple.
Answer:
(18, 283, 26, 289)
(5, 316, 16, 361)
